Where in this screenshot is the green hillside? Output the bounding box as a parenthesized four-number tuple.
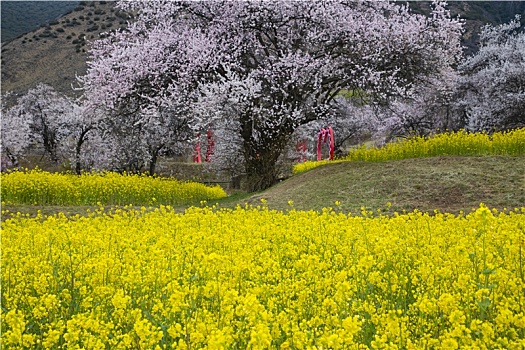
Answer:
(5, 155, 523, 218)
(241, 156, 525, 215)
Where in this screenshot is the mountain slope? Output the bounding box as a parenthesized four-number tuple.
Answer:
(1, 1, 130, 103)
(407, 1, 525, 54)
(1, 1, 80, 43)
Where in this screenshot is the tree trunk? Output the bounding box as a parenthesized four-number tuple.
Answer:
(243, 134, 287, 192)
(148, 154, 157, 176)
(245, 153, 280, 192)
(75, 126, 93, 175)
(148, 145, 163, 176)
(42, 127, 58, 163)
(3, 148, 19, 170)
(239, 111, 292, 192)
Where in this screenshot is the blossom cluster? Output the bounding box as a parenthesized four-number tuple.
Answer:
(80, 0, 464, 191)
(458, 16, 525, 131)
(293, 128, 525, 174)
(0, 169, 226, 206)
(2, 204, 524, 349)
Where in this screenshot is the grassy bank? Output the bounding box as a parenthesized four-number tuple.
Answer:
(247, 155, 525, 214)
(3, 155, 524, 218)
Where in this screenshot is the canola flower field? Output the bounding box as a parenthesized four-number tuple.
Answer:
(2, 204, 525, 349)
(0, 170, 227, 206)
(293, 128, 525, 174)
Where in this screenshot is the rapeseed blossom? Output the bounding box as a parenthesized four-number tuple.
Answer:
(0, 170, 227, 206)
(293, 128, 525, 174)
(2, 204, 524, 349)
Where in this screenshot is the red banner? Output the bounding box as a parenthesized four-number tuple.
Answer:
(205, 129, 214, 162)
(295, 140, 307, 163)
(193, 133, 202, 163)
(317, 127, 334, 161)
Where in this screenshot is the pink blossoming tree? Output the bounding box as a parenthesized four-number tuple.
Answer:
(82, 0, 463, 190)
(456, 16, 525, 131)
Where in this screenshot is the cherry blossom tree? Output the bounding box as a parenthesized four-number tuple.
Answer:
(0, 84, 104, 173)
(82, 0, 463, 190)
(91, 104, 193, 174)
(1, 84, 74, 165)
(373, 66, 461, 142)
(79, 4, 204, 174)
(1, 96, 32, 169)
(457, 16, 525, 131)
(58, 103, 103, 174)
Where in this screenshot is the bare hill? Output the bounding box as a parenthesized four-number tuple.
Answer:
(1, 1, 130, 103)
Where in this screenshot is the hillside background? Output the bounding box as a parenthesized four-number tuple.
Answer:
(1, 1, 80, 43)
(1, 1, 525, 102)
(1, 1, 131, 104)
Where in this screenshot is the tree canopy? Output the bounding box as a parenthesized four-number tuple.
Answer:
(80, 0, 464, 191)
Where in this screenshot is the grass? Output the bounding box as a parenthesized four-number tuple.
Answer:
(1, 191, 253, 221)
(294, 128, 525, 174)
(3, 155, 524, 219)
(245, 155, 525, 214)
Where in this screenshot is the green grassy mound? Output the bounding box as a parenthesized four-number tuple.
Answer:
(244, 156, 525, 214)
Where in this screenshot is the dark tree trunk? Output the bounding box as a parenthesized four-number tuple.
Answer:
(240, 111, 291, 192)
(148, 145, 163, 176)
(42, 126, 58, 163)
(3, 148, 19, 169)
(36, 109, 59, 163)
(244, 151, 281, 192)
(75, 126, 93, 175)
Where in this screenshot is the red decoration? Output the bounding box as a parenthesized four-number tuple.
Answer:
(193, 133, 202, 163)
(295, 140, 307, 163)
(205, 129, 214, 162)
(317, 126, 335, 161)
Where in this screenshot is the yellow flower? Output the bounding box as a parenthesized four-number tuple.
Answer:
(1, 203, 524, 348)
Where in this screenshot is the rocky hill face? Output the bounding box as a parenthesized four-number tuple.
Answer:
(1, 1, 81, 43)
(1, 1, 131, 104)
(1, 1, 524, 103)
(407, 1, 525, 54)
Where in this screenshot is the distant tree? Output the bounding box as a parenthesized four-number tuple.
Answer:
(0, 84, 103, 174)
(1, 84, 73, 164)
(374, 66, 461, 141)
(83, 0, 463, 191)
(91, 104, 193, 174)
(1, 95, 32, 168)
(457, 16, 525, 131)
(58, 102, 101, 174)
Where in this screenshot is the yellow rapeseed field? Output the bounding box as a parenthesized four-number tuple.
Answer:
(293, 128, 525, 174)
(2, 204, 524, 349)
(0, 170, 227, 206)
